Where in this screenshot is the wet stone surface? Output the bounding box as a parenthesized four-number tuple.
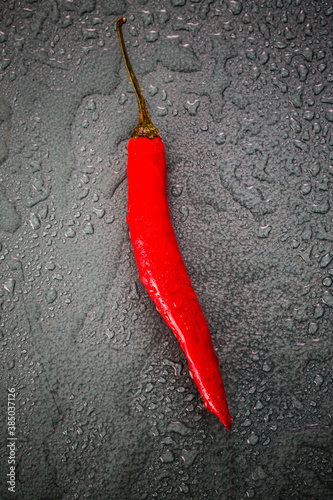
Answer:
(0, 1, 333, 499)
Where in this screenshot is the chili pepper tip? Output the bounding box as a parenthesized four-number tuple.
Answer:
(222, 414, 232, 430)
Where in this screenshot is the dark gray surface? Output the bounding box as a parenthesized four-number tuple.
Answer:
(0, 0, 333, 499)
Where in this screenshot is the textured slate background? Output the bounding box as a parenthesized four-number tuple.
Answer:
(0, 0, 332, 499)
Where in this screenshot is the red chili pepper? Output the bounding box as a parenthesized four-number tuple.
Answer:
(117, 18, 232, 429)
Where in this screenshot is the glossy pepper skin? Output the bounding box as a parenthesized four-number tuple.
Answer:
(127, 137, 232, 429)
(117, 17, 232, 429)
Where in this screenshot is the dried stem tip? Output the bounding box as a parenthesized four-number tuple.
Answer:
(116, 17, 160, 140)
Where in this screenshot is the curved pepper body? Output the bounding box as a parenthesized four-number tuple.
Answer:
(127, 136, 231, 429)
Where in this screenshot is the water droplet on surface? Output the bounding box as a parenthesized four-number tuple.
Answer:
(247, 432, 259, 445)
(0, 31, 8, 43)
(179, 483, 189, 494)
(149, 85, 159, 96)
(160, 450, 174, 463)
(179, 206, 189, 222)
(314, 303, 325, 319)
(259, 51, 269, 64)
(303, 110, 314, 121)
(255, 401, 264, 410)
(38, 205, 48, 219)
(118, 94, 128, 105)
(77, 188, 89, 200)
(92, 207, 105, 218)
(290, 116, 301, 133)
(325, 110, 333, 122)
(145, 383, 154, 393)
(3, 278, 15, 295)
(81, 166, 95, 174)
(28, 213, 41, 230)
(320, 253, 332, 268)
(184, 100, 200, 116)
(215, 132, 226, 145)
(45, 288, 57, 304)
(141, 11, 154, 28)
(313, 83, 326, 95)
(7, 359, 15, 370)
(252, 466, 267, 480)
(53, 274, 63, 281)
(299, 246, 313, 266)
(228, 0, 243, 15)
(157, 107, 168, 117)
(167, 421, 190, 436)
(64, 228, 76, 238)
(258, 225, 272, 238)
(145, 31, 159, 43)
(313, 198, 330, 214)
(87, 99, 96, 111)
(250, 66, 261, 80)
(309, 322, 318, 334)
(104, 216, 115, 224)
(300, 183, 312, 195)
(322, 277, 332, 287)
(82, 222, 94, 235)
(322, 290, 333, 308)
(171, 186, 183, 197)
(314, 374, 323, 387)
(181, 448, 199, 467)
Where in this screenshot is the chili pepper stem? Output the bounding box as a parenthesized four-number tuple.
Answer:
(116, 17, 160, 140)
